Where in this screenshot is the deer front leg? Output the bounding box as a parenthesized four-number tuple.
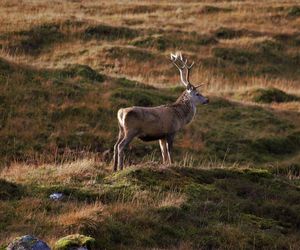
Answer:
(166, 134, 174, 165)
(159, 139, 168, 164)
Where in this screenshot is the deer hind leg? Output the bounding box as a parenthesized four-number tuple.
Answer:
(159, 139, 168, 164)
(113, 126, 125, 172)
(117, 131, 136, 170)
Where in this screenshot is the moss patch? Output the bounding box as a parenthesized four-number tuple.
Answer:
(54, 234, 96, 250)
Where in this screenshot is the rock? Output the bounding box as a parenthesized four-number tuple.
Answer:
(54, 234, 96, 250)
(7, 235, 50, 250)
(49, 192, 64, 201)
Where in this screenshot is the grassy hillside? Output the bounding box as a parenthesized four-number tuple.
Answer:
(1, 160, 300, 249)
(1, 0, 300, 248)
(1, 57, 300, 167)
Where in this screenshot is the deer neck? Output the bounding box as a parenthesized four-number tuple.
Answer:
(173, 91, 196, 125)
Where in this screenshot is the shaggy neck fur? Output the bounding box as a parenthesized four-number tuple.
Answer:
(171, 90, 196, 125)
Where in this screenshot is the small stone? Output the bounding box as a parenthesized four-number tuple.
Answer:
(49, 192, 64, 200)
(7, 235, 50, 250)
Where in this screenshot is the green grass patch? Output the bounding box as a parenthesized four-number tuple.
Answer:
(239, 88, 300, 103)
(132, 32, 217, 51)
(214, 27, 244, 39)
(287, 6, 300, 17)
(213, 47, 256, 65)
(111, 88, 174, 107)
(0, 179, 24, 200)
(106, 46, 156, 62)
(62, 64, 105, 82)
(83, 24, 138, 40)
(207, 46, 300, 78)
(200, 5, 233, 14)
(4, 23, 64, 55)
(253, 88, 300, 103)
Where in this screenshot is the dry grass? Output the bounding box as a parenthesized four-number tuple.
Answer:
(158, 192, 186, 208)
(55, 201, 105, 231)
(1, 0, 300, 93)
(0, 158, 108, 185)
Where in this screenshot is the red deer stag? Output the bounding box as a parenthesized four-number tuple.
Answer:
(113, 52, 209, 171)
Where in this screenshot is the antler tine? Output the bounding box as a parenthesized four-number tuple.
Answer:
(187, 61, 194, 69)
(179, 52, 183, 60)
(170, 53, 177, 61)
(195, 79, 210, 89)
(195, 83, 205, 89)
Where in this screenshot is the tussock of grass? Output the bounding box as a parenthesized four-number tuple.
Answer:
(236, 87, 300, 104)
(287, 6, 300, 17)
(132, 32, 217, 51)
(62, 64, 105, 82)
(200, 5, 233, 14)
(1, 20, 85, 56)
(272, 163, 300, 179)
(83, 24, 138, 41)
(242, 88, 300, 103)
(106, 46, 155, 62)
(208, 45, 300, 78)
(111, 87, 174, 107)
(3, 23, 64, 55)
(0, 179, 24, 200)
(124, 5, 161, 14)
(273, 33, 300, 47)
(250, 132, 300, 158)
(213, 27, 262, 40)
(255, 40, 284, 52)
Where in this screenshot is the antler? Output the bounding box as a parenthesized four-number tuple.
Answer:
(195, 77, 211, 89)
(195, 83, 206, 89)
(170, 52, 194, 88)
